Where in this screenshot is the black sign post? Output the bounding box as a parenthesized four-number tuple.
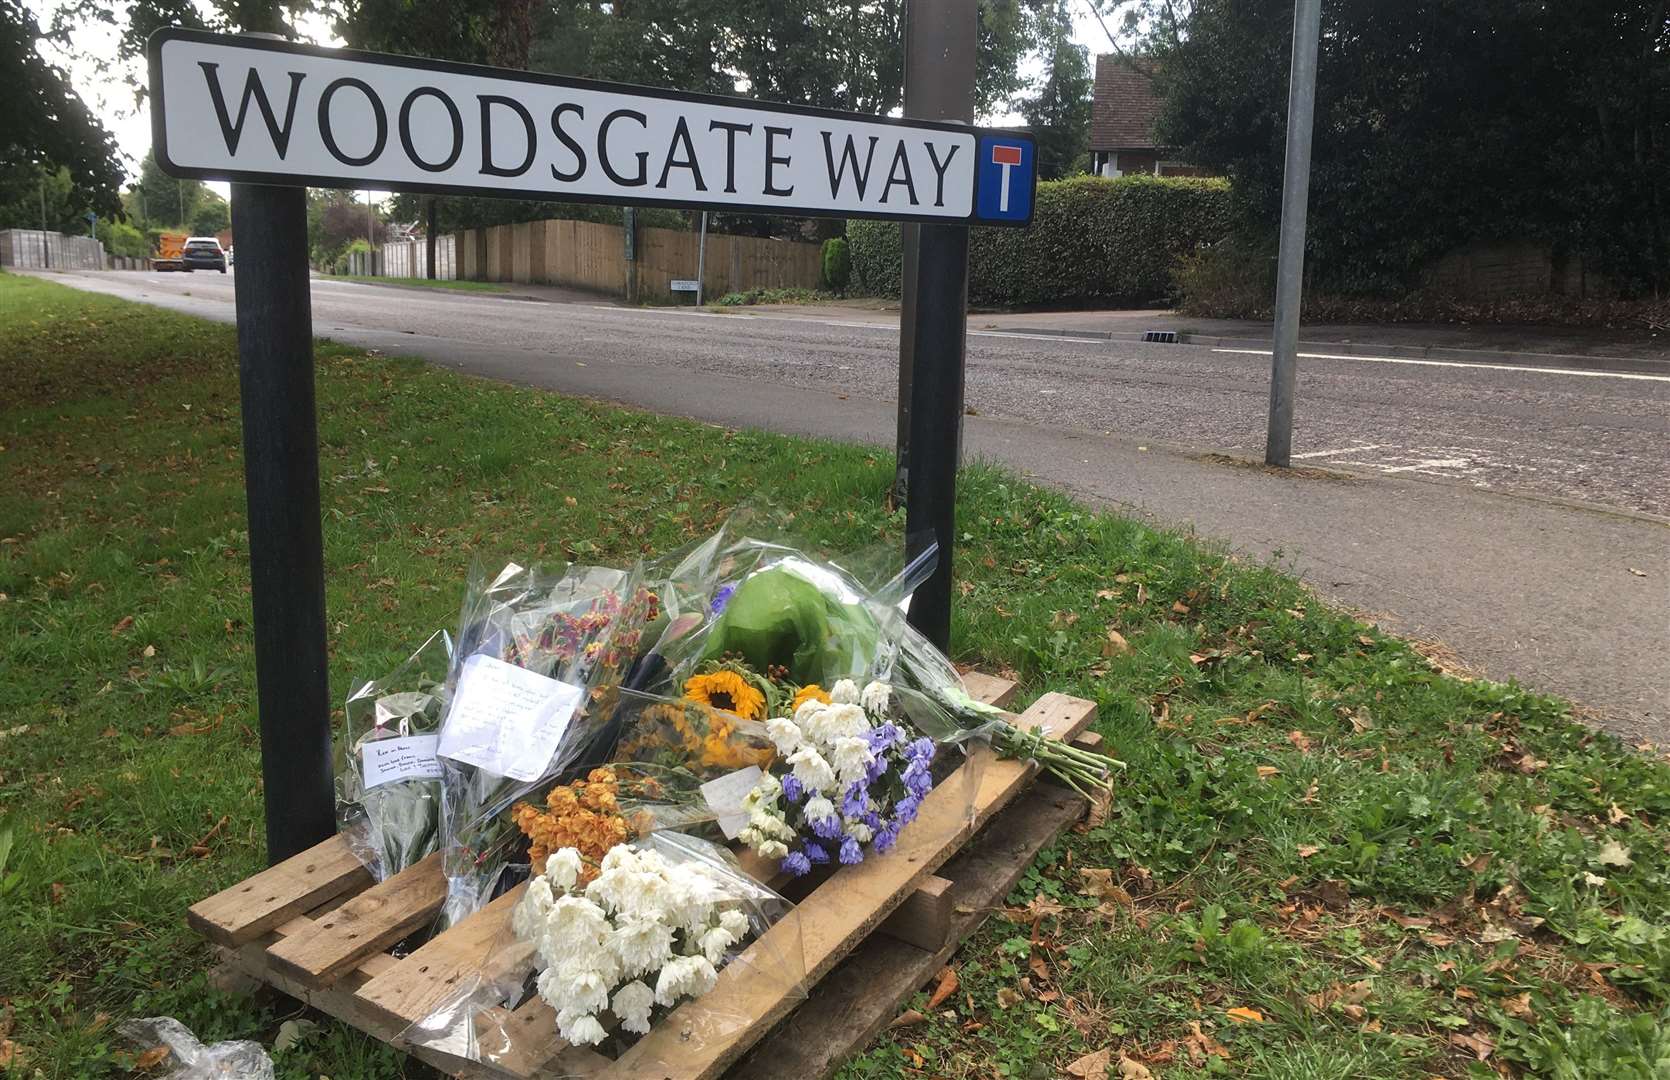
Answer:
(228, 180, 335, 863)
(148, 25, 1036, 860)
(900, 0, 977, 652)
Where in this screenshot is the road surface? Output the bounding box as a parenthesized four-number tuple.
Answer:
(31, 269, 1670, 738)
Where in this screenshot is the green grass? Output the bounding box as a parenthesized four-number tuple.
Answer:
(323, 274, 508, 292)
(4, 269, 1669, 1079)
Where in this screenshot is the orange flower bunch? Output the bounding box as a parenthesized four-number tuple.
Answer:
(671, 704, 774, 771)
(511, 767, 631, 880)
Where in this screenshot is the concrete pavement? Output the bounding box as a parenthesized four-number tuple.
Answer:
(29, 269, 1670, 738)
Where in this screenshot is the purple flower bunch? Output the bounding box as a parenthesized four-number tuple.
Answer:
(747, 681, 940, 878)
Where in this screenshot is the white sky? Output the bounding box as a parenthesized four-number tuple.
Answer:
(28, 1, 1117, 205)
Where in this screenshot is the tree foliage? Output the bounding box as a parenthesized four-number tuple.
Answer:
(326, 0, 1058, 234)
(1, 0, 124, 223)
(1153, 0, 1670, 295)
(1021, 0, 1093, 180)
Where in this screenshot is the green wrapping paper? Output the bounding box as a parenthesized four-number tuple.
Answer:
(697, 565, 881, 686)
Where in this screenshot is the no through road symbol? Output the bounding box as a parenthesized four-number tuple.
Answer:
(147, 29, 1038, 226)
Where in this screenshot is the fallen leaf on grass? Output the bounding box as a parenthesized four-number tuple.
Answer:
(141, 644, 156, 658)
(0, 1040, 20, 1067)
(1305, 981, 1372, 1011)
(1297, 844, 1322, 858)
(926, 967, 959, 1009)
(1383, 910, 1432, 929)
(1287, 730, 1312, 752)
(1449, 1032, 1494, 1061)
(1103, 628, 1132, 656)
(1256, 766, 1280, 779)
(1116, 1055, 1154, 1079)
(1460, 852, 1493, 873)
(890, 1009, 927, 1029)
(50, 882, 65, 905)
(1095, 588, 1118, 600)
(1596, 840, 1633, 868)
(995, 987, 1022, 1009)
(1029, 953, 1051, 982)
(1181, 1021, 1230, 1063)
(1225, 1007, 1264, 1024)
(111, 615, 134, 635)
(135, 1045, 172, 1069)
(1064, 1047, 1111, 1077)
(1079, 868, 1133, 907)
(1502, 992, 1535, 1020)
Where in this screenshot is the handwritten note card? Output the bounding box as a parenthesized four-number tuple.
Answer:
(436, 654, 584, 781)
(361, 734, 443, 789)
(699, 765, 764, 840)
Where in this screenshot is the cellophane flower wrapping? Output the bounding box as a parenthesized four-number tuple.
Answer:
(334, 629, 453, 881)
(634, 520, 935, 700)
(396, 831, 805, 1074)
(433, 560, 658, 929)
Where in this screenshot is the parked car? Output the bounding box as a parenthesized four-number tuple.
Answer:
(181, 237, 227, 273)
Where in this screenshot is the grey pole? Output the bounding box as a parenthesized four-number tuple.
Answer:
(1265, 0, 1322, 467)
(696, 210, 709, 306)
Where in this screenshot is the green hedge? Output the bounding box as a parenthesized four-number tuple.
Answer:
(847, 175, 1232, 307)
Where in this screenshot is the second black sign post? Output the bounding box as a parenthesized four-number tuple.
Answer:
(901, 0, 976, 653)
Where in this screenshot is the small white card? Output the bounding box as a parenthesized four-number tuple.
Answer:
(436, 654, 585, 781)
(361, 734, 443, 789)
(700, 765, 764, 840)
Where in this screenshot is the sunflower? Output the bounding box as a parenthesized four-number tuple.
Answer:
(683, 670, 766, 720)
(791, 684, 833, 713)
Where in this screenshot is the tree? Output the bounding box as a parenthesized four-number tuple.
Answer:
(1, 0, 124, 225)
(334, 0, 1057, 235)
(1153, 0, 1669, 295)
(190, 193, 231, 236)
(1021, 0, 1093, 180)
(125, 149, 213, 229)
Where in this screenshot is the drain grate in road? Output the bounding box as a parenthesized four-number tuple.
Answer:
(1142, 330, 1179, 343)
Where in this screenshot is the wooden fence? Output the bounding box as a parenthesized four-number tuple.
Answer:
(449, 217, 824, 301)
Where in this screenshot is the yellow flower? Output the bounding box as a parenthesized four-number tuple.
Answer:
(792, 684, 832, 713)
(683, 670, 766, 720)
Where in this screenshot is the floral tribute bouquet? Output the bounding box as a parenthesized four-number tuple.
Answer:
(434, 560, 660, 927)
(400, 832, 804, 1067)
(334, 629, 453, 881)
(738, 677, 938, 874)
(509, 837, 790, 1047)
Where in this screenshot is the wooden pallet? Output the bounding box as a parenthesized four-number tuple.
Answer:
(190, 674, 1096, 1079)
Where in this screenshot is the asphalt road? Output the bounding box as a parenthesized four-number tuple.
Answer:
(32, 269, 1670, 738)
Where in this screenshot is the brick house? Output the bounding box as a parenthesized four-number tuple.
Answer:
(1089, 56, 1207, 178)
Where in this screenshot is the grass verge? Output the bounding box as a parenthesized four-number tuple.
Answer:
(321, 274, 508, 292)
(3, 270, 1668, 1079)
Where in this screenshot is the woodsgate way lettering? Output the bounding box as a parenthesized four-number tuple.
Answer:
(150, 30, 1036, 225)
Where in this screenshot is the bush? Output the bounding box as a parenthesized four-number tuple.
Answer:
(712, 287, 832, 307)
(96, 220, 150, 259)
(821, 237, 851, 293)
(1170, 239, 1275, 319)
(846, 175, 1232, 307)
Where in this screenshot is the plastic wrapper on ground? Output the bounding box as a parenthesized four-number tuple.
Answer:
(435, 560, 658, 929)
(396, 832, 806, 1077)
(116, 1017, 274, 1080)
(334, 629, 453, 881)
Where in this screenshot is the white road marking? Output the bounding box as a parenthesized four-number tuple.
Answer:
(1213, 347, 1670, 383)
(1291, 444, 1384, 459)
(1377, 457, 1471, 474)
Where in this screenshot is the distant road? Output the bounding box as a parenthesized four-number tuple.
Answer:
(35, 269, 1670, 738)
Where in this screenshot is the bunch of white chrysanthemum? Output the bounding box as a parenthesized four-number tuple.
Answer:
(736, 773, 796, 859)
(512, 844, 753, 1046)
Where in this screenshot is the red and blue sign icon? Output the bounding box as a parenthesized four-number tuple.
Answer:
(975, 137, 1034, 223)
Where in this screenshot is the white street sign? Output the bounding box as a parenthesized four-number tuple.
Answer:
(148, 30, 1037, 226)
